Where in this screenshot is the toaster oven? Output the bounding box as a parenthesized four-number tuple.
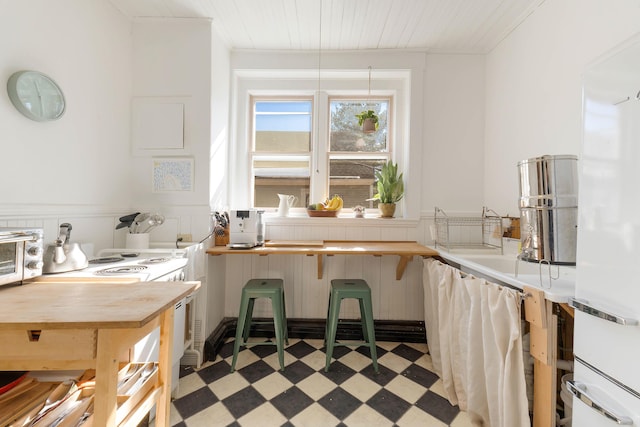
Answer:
(0, 227, 44, 287)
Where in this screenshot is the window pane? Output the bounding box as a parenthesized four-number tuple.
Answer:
(329, 159, 387, 209)
(255, 100, 312, 152)
(254, 158, 310, 208)
(330, 99, 388, 152)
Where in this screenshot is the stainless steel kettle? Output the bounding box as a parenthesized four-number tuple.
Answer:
(43, 223, 89, 274)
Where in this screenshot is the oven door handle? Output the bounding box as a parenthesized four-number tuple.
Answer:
(569, 298, 639, 326)
(566, 380, 633, 425)
(0, 232, 38, 244)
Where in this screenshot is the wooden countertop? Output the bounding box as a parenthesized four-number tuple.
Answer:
(0, 281, 199, 330)
(207, 240, 438, 279)
(207, 240, 438, 256)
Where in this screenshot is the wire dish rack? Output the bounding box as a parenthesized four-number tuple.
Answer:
(434, 206, 503, 253)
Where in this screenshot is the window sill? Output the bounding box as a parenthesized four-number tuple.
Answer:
(263, 212, 419, 227)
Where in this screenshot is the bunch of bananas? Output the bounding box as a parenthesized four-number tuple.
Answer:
(324, 195, 343, 211)
(308, 195, 343, 211)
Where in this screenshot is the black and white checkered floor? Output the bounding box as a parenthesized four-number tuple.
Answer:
(163, 338, 473, 426)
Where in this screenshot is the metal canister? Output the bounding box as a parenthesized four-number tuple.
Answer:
(518, 154, 578, 265)
(256, 210, 265, 246)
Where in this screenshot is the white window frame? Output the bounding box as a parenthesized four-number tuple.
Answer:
(230, 69, 409, 217)
(326, 95, 393, 208)
(250, 95, 314, 207)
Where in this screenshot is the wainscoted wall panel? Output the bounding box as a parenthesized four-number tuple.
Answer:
(0, 206, 212, 256)
(219, 253, 426, 320)
(213, 217, 431, 323)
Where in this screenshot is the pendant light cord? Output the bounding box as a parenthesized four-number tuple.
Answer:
(315, 0, 323, 174)
(368, 66, 372, 102)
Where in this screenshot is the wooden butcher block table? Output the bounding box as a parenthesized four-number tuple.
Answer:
(0, 280, 199, 427)
(207, 240, 438, 280)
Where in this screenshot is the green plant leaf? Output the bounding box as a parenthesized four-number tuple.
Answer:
(355, 110, 379, 127)
(373, 160, 404, 203)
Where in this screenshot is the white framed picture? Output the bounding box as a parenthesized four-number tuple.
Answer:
(152, 157, 194, 192)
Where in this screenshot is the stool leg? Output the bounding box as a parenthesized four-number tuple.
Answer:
(324, 288, 332, 346)
(243, 298, 255, 342)
(325, 294, 342, 372)
(271, 293, 285, 371)
(231, 292, 251, 372)
(358, 298, 368, 342)
(281, 287, 289, 345)
(362, 293, 378, 373)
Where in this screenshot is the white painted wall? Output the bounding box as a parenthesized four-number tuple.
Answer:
(130, 18, 216, 243)
(0, 1, 132, 212)
(207, 28, 231, 338)
(423, 54, 486, 215)
(484, 0, 640, 215)
(210, 30, 231, 213)
(0, 4, 224, 253)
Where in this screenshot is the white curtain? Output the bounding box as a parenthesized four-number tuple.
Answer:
(423, 258, 530, 427)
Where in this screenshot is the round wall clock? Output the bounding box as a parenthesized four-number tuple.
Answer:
(6, 70, 66, 121)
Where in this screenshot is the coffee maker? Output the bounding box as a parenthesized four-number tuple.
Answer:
(229, 210, 259, 247)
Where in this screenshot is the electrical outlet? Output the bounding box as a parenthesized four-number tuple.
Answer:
(177, 234, 192, 242)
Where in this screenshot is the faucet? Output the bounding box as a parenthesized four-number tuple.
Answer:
(515, 234, 534, 277)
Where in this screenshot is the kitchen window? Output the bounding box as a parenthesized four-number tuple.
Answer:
(251, 95, 392, 209)
(252, 98, 313, 208)
(328, 97, 391, 210)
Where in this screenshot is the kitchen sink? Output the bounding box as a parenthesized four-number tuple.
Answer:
(459, 254, 575, 279)
(460, 255, 535, 275)
(434, 248, 577, 302)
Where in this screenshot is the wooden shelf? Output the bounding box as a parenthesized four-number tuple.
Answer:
(208, 240, 438, 280)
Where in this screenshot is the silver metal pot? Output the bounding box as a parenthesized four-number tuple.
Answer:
(518, 154, 578, 265)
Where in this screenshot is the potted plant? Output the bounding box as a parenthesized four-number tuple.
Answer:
(355, 110, 379, 134)
(371, 160, 404, 218)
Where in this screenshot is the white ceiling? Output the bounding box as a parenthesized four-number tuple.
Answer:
(108, 0, 544, 53)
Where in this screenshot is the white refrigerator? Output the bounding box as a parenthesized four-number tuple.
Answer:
(571, 33, 640, 425)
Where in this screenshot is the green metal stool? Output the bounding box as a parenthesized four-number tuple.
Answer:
(325, 279, 378, 373)
(231, 278, 288, 372)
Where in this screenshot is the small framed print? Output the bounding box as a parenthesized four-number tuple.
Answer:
(152, 157, 194, 192)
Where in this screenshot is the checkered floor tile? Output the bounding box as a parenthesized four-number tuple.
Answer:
(161, 339, 474, 427)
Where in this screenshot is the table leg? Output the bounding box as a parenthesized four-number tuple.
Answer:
(155, 306, 175, 426)
(94, 329, 120, 426)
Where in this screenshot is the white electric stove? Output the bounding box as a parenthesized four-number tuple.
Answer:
(47, 248, 189, 282)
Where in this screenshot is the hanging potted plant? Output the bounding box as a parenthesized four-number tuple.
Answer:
(355, 110, 379, 134)
(371, 160, 404, 218)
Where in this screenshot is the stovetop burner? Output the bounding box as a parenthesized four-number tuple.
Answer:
(96, 265, 149, 275)
(138, 257, 171, 265)
(89, 256, 125, 264)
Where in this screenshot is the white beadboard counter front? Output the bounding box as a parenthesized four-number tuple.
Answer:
(431, 247, 576, 303)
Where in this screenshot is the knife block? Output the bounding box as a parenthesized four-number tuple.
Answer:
(214, 226, 229, 246)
